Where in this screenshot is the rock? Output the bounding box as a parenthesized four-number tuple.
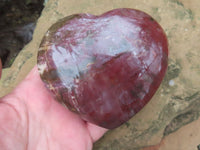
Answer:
(0, 59, 2, 78)
(0, 0, 200, 149)
(142, 119, 200, 150)
(37, 8, 168, 129)
(0, 22, 36, 68)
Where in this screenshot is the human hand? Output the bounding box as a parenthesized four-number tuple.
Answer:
(0, 66, 107, 150)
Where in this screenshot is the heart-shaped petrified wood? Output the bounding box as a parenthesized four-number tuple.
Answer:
(37, 8, 168, 129)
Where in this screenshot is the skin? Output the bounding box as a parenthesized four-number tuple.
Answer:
(0, 66, 107, 150)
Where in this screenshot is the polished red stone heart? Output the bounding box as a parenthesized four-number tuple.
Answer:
(37, 8, 168, 129)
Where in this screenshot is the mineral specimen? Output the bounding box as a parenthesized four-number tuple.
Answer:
(37, 8, 168, 129)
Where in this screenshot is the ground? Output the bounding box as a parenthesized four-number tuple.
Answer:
(0, 0, 44, 67)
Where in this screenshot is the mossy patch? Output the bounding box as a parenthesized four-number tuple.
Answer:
(165, 0, 194, 20)
(163, 111, 199, 136)
(151, 7, 161, 22)
(191, 64, 200, 75)
(165, 59, 182, 81)
(175, 8, 194, 20)
(166, 0, 184, 6)
(124, 122, 130, 128)
(160, 59, 181, 95)
(172, 92, 199, 101)
(186, 51, 194, 63)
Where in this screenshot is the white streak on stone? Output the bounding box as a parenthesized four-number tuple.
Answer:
(169, 80, 175, 87)
(38, 63, 47, 75)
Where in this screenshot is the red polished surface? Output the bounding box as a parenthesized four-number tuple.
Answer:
(37, 8, 168, 129)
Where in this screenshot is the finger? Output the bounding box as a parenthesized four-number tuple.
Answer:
(12, 65, 55, 111)
(14, 65, 47, 99)
(86, 122, 108, 142)
(25, 66, 108, 143)
(15, 65, 42, 91)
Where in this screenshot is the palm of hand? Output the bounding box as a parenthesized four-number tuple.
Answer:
(0, 67, 106, 150)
